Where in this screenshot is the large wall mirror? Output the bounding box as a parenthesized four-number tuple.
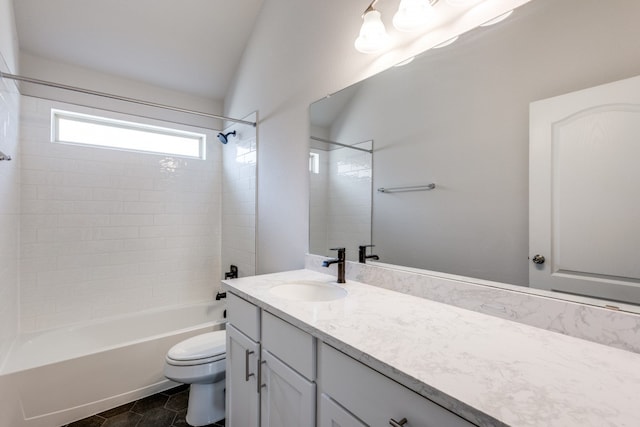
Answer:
(309, 0, 640, 310)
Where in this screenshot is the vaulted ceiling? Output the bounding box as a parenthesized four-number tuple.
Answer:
(13, 0, 263, 100)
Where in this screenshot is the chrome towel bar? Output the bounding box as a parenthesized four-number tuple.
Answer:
(377, 183, 435, 193)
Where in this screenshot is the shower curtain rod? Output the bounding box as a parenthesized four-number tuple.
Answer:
(0, 71, 257, 127)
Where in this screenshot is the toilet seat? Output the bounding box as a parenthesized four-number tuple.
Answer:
(166, 330, 226, 366)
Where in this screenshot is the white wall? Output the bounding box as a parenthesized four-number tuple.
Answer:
(224, 0, 526, 274)
(19, 98, 222, 331)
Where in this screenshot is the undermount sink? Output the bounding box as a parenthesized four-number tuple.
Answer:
(269, 280, 347, 301)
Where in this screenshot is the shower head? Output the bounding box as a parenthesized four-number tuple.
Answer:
(217, 130, 236, 144)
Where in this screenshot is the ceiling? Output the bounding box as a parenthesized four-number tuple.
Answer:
(12, 0, 263, 101)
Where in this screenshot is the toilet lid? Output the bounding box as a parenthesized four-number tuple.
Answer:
(167, 330, 226, 362)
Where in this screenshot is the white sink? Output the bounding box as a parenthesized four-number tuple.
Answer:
(269, 281, 347, 301)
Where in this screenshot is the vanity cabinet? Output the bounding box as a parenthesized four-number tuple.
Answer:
(318, 343, 476, 427)
(260, 311, 316, 427)
(318, 393, 367, 427)
(226, 293, 261, 427)
(227, 293, 316, 427)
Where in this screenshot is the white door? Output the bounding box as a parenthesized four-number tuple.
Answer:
(530, 74, 640, 304)
(226, 325, 260, 427)
(260, 349, 315, 427)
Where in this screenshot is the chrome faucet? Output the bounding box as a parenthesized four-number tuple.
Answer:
(358, 245, 379, 264)
(322, 247, 346, 283)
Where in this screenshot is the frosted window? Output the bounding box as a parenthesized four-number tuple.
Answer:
(51, 109, 206, 159)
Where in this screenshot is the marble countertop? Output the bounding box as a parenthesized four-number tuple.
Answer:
(222, 269, 640, 427)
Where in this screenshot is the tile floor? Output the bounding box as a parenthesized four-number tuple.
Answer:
(62, 385, 225, 427)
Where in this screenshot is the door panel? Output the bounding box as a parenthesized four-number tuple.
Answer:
(530, 74, 640, 304)
(226, 325, 260, 427)
(319, 393, 368, 427)
(260, 349, 315, 427)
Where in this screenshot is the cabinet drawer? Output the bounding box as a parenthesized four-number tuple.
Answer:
(318, 343, 475, 427)
(227, 292, 260, 341)
(262, 311, 315, 380)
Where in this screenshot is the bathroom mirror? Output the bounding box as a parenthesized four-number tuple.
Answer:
(309, 0, 640, 308)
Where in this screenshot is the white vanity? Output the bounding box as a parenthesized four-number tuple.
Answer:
(222, 269, 640, 427)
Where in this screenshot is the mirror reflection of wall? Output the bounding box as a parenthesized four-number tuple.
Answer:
(309, 0, 640, 304)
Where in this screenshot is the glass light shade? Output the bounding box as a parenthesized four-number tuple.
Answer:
(393, 0, 435, 32)
(355, 10, 391, 53)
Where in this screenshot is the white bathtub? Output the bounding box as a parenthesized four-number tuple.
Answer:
(0, 301, 225, 427)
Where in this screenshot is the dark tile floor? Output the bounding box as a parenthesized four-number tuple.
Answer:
(62, 385, 225, 427)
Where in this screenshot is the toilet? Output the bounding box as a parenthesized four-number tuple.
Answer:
(164, 330, 227, 426)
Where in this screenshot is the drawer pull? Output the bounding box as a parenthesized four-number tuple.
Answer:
(245, 350, 255, 381)
(389, 417, 408, 427)
(259, 360, 267, 393)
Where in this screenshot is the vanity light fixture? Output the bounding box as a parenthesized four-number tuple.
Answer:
(354, 0, 513, 54)
(355, 1, 391, 54)
(393, 0, 438, 32)
(355, 0, 439, 53)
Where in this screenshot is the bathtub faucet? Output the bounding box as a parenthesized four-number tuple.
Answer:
(322, 247, 346, 284)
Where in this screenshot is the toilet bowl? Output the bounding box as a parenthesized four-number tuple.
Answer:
(164, 330, 226, 426)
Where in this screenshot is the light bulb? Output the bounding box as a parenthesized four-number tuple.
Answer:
(393, 0, 435, 32)
(354, 9, 391, 54)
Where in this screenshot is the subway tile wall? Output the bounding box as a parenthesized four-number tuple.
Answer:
(325, 145, 372, 262)
(0, 61, 20, 365)
(19, 97, 223, 332)
(309, 148, 329, 256)
(221, 115, 257, 279)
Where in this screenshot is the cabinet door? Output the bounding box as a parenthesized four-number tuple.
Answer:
(226, 324, 260, 427)
(319, 393, 367, 427)
(260, 349, 315, 427)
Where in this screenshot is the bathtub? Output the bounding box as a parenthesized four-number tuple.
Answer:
(0, 301, 225, 427)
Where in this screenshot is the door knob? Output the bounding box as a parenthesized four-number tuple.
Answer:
(532, 254, 545, 264)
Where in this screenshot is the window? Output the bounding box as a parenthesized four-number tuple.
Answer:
(309, 152, 320, 174)
(51, 109, 206, 159)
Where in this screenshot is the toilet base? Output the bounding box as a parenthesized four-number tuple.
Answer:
(186, 380, 225, 426)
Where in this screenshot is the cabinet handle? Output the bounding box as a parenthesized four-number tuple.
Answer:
(389, 417, 408, 427)
(258, 360, 266, 393)
(245, 350, 255, 381)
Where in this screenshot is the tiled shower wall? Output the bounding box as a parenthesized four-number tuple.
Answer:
(309, 148, 329, 256)
(19, 97, 222, 332)
(310, 145, 372, 262)
(221, 114, 257, 279)
(0, 61, 20, 364)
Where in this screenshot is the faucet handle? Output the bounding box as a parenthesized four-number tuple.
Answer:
(329, 247, 346, 260)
